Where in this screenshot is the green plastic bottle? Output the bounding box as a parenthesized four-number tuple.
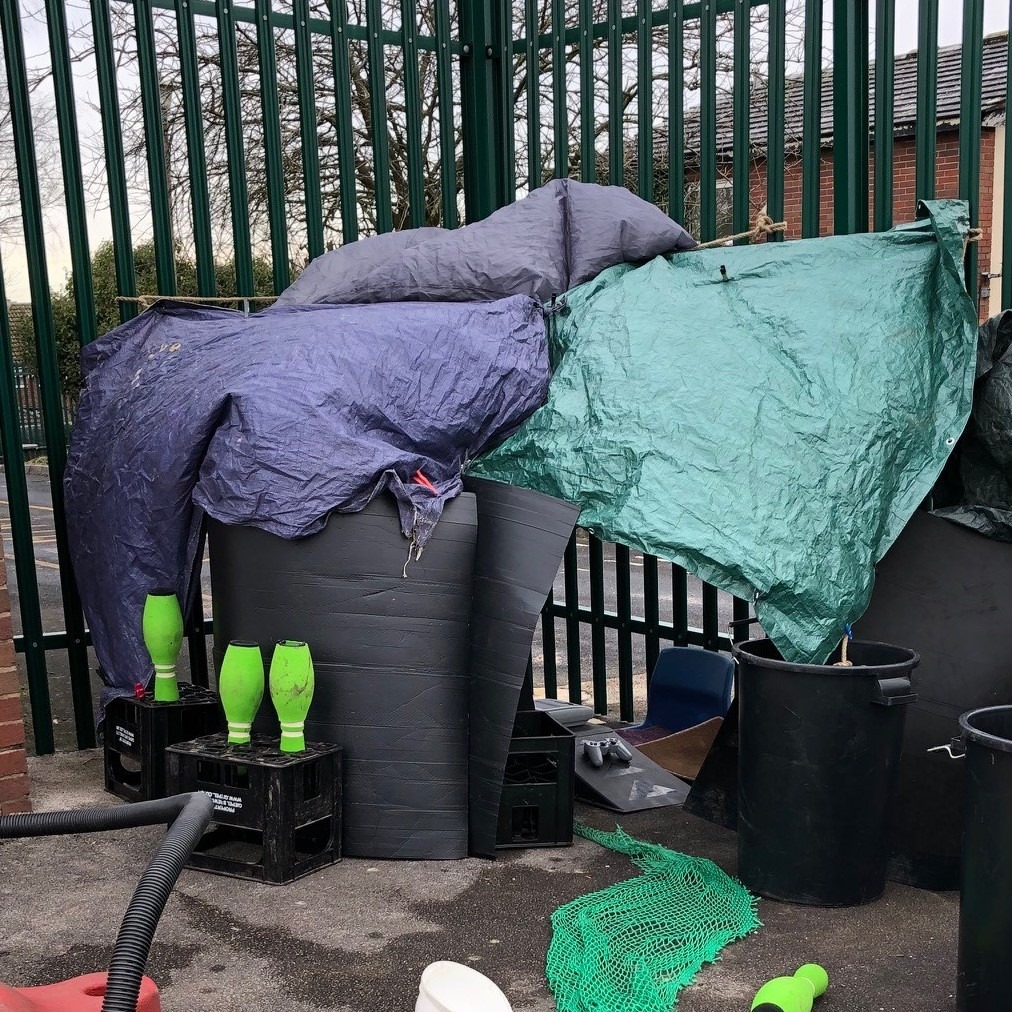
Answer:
(269, 640, 315, 753)
(142, 590, 184, 703)
(218, 641, 264, 745)
(751, 964, 829, 1012)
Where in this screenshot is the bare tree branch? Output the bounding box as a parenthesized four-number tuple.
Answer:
(0, 70, 63, 249)
(22, 0, 808, 274)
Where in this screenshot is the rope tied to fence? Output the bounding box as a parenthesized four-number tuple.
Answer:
(694, 219, 982, 259)
(116, 295, 279, 310)
(117, 223, 982, 308)
(692, 212, 788, 250)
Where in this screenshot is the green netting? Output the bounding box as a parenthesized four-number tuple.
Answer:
(547, 824, 761, 1012)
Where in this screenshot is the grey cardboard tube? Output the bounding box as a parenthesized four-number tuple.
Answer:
(208, 493, 477, 860)
(463, 477, 580, 857)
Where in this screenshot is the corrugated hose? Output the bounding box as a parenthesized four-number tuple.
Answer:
(0, 791, 214, 1012)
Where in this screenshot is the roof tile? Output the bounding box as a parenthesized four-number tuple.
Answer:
(681, 31, 1008, 155)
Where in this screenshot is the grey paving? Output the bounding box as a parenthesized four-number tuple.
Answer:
(0, 751, 959, 1011)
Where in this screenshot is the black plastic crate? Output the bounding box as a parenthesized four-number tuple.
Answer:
(496, 710, 575, 849)
(104, 683, 222, 803)
(165, 733, 342, 884)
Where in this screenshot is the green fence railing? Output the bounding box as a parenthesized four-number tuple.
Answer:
(0, 0, 1002, 752)
(0, 365, 74, 457)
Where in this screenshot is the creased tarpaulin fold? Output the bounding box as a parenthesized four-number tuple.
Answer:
(275, 178, 696, 307)
(64, 297, 549, 707)
(471, 200, 980, 663)
(932, 308, 1012, 541)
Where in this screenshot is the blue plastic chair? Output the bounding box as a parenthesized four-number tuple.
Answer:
(628, 647, 734, 735)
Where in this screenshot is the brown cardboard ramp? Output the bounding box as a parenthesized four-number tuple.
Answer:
(634, 718, 723, 782)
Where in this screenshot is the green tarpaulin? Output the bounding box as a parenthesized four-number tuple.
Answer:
(471, 200, 979, 663)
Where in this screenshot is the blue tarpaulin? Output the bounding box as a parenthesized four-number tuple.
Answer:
(66, 181, 697, 705)
(66, 297, 548, 703)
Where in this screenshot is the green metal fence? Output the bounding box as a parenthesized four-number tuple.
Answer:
(0, 364, 75, 459)
(0, 0, 1003, 752)
(7, 368, 45, 455)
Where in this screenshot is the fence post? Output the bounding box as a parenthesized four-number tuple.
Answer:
(1, 0, 94, 751)
(832, 0, 869, 235)
(0, 278, 52, 757)
(959, 0, 984, 299)
(458, 0, 507, 221)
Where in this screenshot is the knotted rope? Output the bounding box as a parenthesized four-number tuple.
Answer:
(834, 623, 855, 668)
(963, 227, 983, 261)
(694, 217, 982, 260)
(692, 213, 788, 250)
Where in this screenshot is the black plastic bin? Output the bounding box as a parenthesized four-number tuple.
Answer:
(735, 638, 918, 906)
(957, 706, 1012, 1012)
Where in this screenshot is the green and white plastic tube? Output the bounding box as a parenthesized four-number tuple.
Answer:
(269, 640, 315, 753)
(218, 640, 265, 745)
(751, 964, 829, 1012)
(142, 590, 184, 703)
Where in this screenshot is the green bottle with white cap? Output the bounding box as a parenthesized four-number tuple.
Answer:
(269, 640, 314, 753)
(142, 590, 184, 703)
(218, 641, 264, 745)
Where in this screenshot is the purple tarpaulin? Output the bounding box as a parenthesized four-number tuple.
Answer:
(65, 297, 548, 705)
(66, 181, 696, 709)
(276, 179, 695, 307)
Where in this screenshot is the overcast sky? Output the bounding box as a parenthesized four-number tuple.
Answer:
(4, 1, 1012, 301)
(16, 1, 1012, 54)
(893, 0, 1008, 52)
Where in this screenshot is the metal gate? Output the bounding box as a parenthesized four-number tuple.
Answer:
(0, 0, 1004, 752)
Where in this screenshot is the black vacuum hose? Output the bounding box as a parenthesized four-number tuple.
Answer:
(0, 791, 214, 1012)
(0, 793, 208, 839)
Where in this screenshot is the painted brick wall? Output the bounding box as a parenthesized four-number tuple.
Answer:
(732, 128, 996, 321)
(0, 538, 31, 814)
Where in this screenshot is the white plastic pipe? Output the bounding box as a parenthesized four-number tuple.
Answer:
(415, 962, 513, 1012)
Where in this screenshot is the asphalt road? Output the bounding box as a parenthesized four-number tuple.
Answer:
(1, 468, 734, 753)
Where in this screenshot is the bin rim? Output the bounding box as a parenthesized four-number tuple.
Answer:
(732, 637, 919, 675)
(960, 705, 1012, 754)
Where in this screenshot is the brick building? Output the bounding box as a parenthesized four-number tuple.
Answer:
(0, 536, 31, 815)
(684, 32, 1008, 321)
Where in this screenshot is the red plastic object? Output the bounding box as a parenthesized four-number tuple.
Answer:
(412, 469, 438, 494)
(0, 973, 160, 1012)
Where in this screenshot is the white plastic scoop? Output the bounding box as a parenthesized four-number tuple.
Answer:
(415, 961, 513, 1012)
